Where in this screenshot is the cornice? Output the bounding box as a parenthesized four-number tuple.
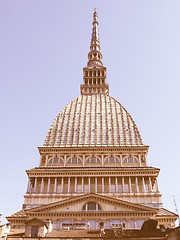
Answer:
(38, 145, 149, 154)
(26, 167, 160, 177)
(27, 211, 155, 219)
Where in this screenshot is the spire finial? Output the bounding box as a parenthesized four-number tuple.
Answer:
(87, 8, 103, 67)
(80, 10, 109, 95)
(93, 8, 97, 22)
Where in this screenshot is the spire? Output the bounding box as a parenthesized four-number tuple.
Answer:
(87, 8, 103, 67)
(80, 9, 109, 95)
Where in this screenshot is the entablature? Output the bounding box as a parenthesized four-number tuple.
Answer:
(38, 146, 149, 155)
(27, 210, 155, 219)
(26, 167, 160, 178)
(38, 146, 149, 168)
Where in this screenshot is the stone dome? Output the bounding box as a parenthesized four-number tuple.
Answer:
(44, 94, 143, 147)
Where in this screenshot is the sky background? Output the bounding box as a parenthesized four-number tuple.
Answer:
(0, 0, 180, 225)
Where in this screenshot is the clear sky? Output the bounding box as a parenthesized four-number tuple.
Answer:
(0, 0, 180, 225)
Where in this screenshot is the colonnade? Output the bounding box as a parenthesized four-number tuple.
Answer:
(56, 218, 144, 230)
(27, 176, 159, 194)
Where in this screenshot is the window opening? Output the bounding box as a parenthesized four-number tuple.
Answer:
(123, 156, 138, 163)
(82, 202, 101, 211)
(67, 157, 82, 164)
(48, 157, 63, 164)
(31, 226, 38, 237)
(105, 157, 119, 163)
(86, 157, 100, 163)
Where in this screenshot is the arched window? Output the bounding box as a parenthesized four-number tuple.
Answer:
(48, 157, 63, 164)
(86, 157, 100, 163)
(104, 157, 119, 163)
(123, 156, 138, 163)
(82, 202, 101, 211)
(67, 157, 82, 164)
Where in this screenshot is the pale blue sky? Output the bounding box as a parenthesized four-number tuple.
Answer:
(0, 0, 180, 225)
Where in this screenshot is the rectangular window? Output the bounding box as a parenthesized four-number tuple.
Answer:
(104, 178, 109, 193)
(136, 220, 144, 229)
(111, 178, 116, 193)
(131, 220, 135, 229)
(106, 220, 110, 229)
(57, 220, 60, 230)
(124, 183, 129, 192)
(31, 226, 38, 237)
(97, 178, 102, 193)
(112, 220, 120, 224)
(88, 220, 96, 229)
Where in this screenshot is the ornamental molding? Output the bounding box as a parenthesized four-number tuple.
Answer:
(26, 168, 160, 177)
(27, 211, 155, 219)
(38, 146, 149, 154)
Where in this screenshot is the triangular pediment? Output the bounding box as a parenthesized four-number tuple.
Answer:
(25, 193, 157, 214)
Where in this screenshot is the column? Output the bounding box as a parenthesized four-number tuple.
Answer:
(101, 154, 104, 167)
(27, 179, 30, 193)
(83, 154, 85, 167)
(64, 155, 66, 167)
(109, 177, 111, 193)
(142, 177, 146, 192)
(120, 154, 122, 166)
(88, 177, 91, 193)
(96, 204, 99, 212)
(30, 181, 33, 193)
(136, 177, 139, 193)
(149, 177, 152, 192)
(122, 177, 124, 193)
(75, 177, 77, 193)
(102, 178, 104, 193)
(95, 178, 97, 193)
(60, 221, 63, 230)
(45, 155, 48, 166)
(155, 179, 159, 192)
(129, 177, 132, 193)
(145, 155, 147, 164)
(54, 178, 57, 193)
(115, 177, 118, 192)
(126, 219, 131, 229)
(81, 177, 84, 193)
(40, 178, 44, 193)
(96, 220, 99, 229)
(139, 154, 141, 166)
(34, 178, 37, 193)
(67, 178, 70, 193)
(47, 178, 51, 193)
(134, 220, 137, 229)
(109, 219, 112, 229)
(61, 177, 64, 193)
(39, 155, 43, 166)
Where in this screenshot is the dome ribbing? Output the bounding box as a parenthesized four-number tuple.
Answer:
(44, 94, 143, 147)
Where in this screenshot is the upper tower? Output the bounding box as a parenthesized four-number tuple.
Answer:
(80, 9, 109, 95)
(43, 9, 143, 148)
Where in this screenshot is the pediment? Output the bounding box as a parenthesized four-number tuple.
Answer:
(26, 193, 157, 214)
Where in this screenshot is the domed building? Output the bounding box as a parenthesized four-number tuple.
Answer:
(6, 9, 178, 238)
